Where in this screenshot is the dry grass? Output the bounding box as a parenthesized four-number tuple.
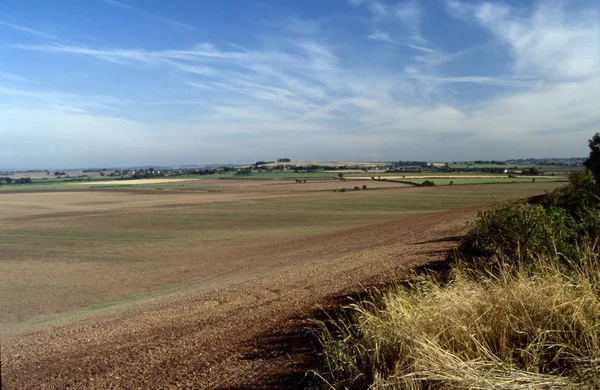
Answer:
(314, 245, 600, 389)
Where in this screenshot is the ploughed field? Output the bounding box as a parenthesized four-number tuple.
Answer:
(0, 179, 564, 388)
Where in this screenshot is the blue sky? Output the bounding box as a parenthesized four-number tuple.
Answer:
(1, 0, 598, 169)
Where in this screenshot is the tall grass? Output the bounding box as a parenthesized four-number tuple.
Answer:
(313, 244, 600, 389)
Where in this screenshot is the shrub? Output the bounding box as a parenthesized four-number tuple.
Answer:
(422, 180, 435, 187)
(459, 202, 577, 265)
(544, 171, 599, 220)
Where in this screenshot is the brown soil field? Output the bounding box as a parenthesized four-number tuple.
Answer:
(0, 181, 565, 388)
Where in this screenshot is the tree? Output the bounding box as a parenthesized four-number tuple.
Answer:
(585, 133, 600, 184)
(523, 167, 541, 176)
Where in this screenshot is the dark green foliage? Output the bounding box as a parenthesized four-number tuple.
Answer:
(459, 202, 577, 263)
(585, 133, 600, 184)
(422, 180, 435, 186)
(522, 167, 542, 175)
(543, 170, 599, 220)
(15, 177, 32, 184)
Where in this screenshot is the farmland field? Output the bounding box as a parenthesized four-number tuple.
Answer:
(1, 180, 565, 388)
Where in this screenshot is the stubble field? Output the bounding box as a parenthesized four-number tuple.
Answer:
(1, 179, 565, 388)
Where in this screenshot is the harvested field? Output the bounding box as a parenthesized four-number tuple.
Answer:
(1, 181, 565, 388)
(81, 178, 200, 186)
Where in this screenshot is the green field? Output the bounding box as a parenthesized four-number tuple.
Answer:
(401, 177, 569, 186)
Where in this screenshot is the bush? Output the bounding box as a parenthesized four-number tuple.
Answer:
(544, 171, 599, 220)
(422, 180, 435, 186)
(459, 202, 577, 265)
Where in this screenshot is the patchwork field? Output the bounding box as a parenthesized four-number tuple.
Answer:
(1, 180, 565, 388)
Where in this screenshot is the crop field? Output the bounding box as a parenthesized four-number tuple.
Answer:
(1, 180, 563, 332)
(1, 180, 567, 388)
(400, 177, 567, 185)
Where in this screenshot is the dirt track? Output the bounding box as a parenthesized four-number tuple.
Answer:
(1, 205, 479, 389)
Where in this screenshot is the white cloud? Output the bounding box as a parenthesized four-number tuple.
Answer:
(367, 30, 437, 53)
(102, 0, 197, 31)
(447, 1, 600, 79)
(0, 20, 60, 40)
(0, 71, 28, 82)
(395, 1, 423, 40)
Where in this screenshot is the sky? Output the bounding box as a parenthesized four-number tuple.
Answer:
(0, 0, 599, 169)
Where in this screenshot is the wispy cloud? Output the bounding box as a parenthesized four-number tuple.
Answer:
(401, 74, 537, 88)
(367, 31, 435, 53)
(0, 20, 60, 40)
(13, 43, 283, 63)
(395, 1, 424, 41)
(0, 71, 28, 82)
(446, 1, 600, 79)
(102, 0, 198, 31)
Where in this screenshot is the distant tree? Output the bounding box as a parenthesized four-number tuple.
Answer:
(422, 180, 435, 186)
(585, 133, 600, 184)
(5, 177, 12, 184)
(277, 158, 291, 163)
(338, 172, 344, 179)
(523, 167, 541, 176)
